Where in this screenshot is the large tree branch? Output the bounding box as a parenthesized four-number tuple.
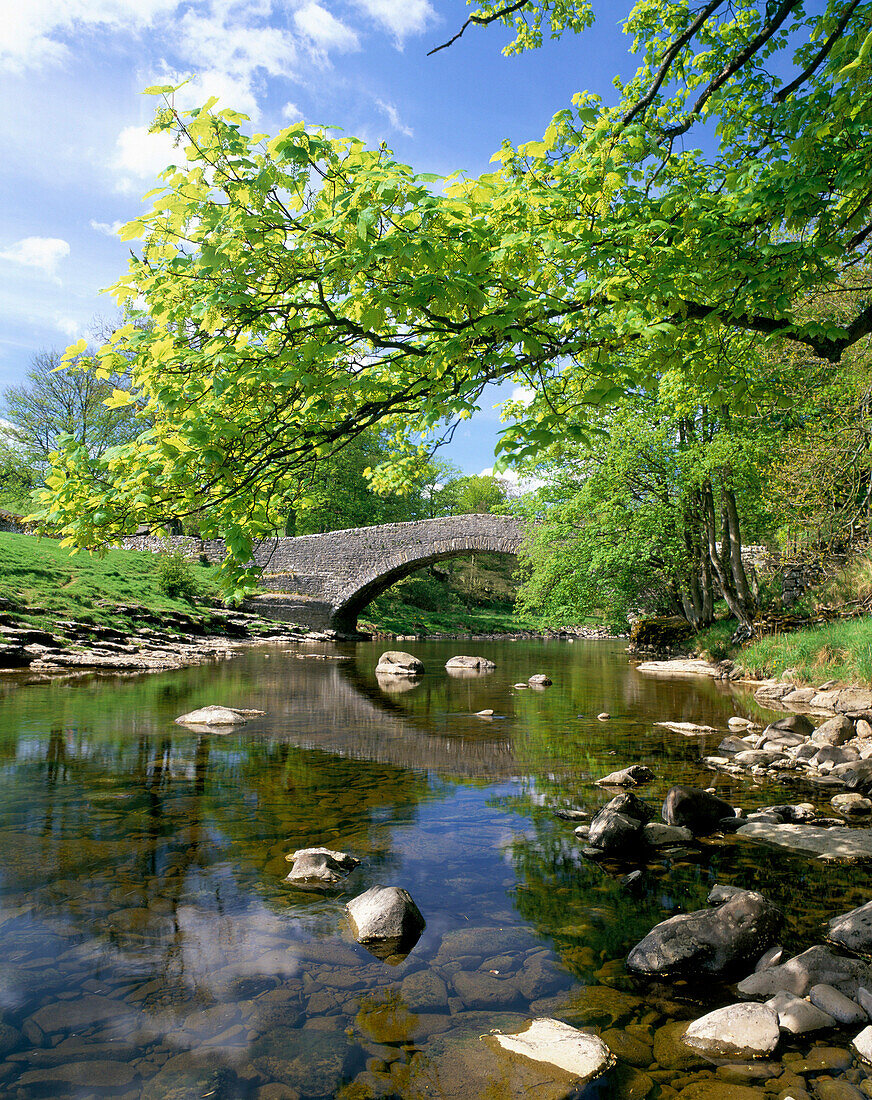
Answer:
(774, 0, 864, 101)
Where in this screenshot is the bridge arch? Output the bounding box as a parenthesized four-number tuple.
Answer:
(249, 514, 524, 633)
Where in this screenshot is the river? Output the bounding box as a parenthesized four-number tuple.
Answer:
(0, 638, 868, 1098)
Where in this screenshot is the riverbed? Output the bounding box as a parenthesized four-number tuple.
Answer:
(0, 638, 870, 1098)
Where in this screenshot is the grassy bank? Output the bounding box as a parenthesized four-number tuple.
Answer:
(695, 616, 872, 687)
(0, 531, 223, 632)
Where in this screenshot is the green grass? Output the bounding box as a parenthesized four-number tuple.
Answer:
(0, 531, 223, 632)
(739, 617, 872, 686)
(358, 596, 542, 636)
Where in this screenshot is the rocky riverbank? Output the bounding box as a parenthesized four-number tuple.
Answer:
(0, 604, 326, 679)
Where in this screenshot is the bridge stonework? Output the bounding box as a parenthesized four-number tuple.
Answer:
(250, 514, 523, 632)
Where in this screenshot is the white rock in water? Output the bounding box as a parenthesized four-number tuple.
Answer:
(174, 705, 263, 727)
(655, 721, 719, 735)
(729, 717, 756, 730)
(475, 709, 495, 717)
(346, 884, 425, 943)
(765, 991, 836, 1035)
(853, 1024, 872, 1064)
(809, 983, 867, 1025)
(528, 674, 553, 686)
(684, 1002, 780, 1059)
(376, 651, 424, 676)
(285, 847, 360, 886)
(487, 1018, 613, 1083)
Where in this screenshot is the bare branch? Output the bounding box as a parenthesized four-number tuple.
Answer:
(428, 0, 530, 56)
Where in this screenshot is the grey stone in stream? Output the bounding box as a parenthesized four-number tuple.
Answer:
(661, 785, 737, 834)
(833, 793, 872, 816)
(445, 655, 495, 671)
(809, 983, 868, 1025)
(284, 847, 360, 887)
(735, 751, 789, 767)
(828, 900, 872, 955)
(853, 1025, 872, 1064)
(601, 791, 656, 823)
(644, 822, 694, 846)
(719, 735, 754, 754)
(683, 1002, 780, 1059)
(596, 765, 655, 787)
(586, 811, 644, 855)
(174, 704, 264, 727)
(764, 730, 809, 748)
(813, 715, 857, 746)
(738, 945, 872, 999)
(346, 885, 425, 947)
(764, 991, 837, 1034)
(755, 945, 784, 971)
(766, 714, 815, 738)
(626, 887, 782, 979)
(859, 987, 872, 1019)
(767, 803, 817, 823)
(736, 822, 872, 861)
(376, 650, 424, 676)
(528, 674, 553, 686)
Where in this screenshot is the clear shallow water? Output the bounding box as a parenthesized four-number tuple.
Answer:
(0, 639, 870, 1098)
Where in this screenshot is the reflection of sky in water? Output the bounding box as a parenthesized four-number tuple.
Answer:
(0, 640, 867, 1096)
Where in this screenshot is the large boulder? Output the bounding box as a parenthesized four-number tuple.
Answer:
(376, 651, 424, 676)
(346, 885, 425, 953)
(626, 887, 783, 979)
(587, 811, 644, 856)
(284, 847, 360, 887)
(445, 655, 495, 671)
(812, 715, 855, 746)
(828, 900, 872, 956)
(765, 714, 814, 739)
(683, 1003, 780, 1059)
(662, 785, 737, 834)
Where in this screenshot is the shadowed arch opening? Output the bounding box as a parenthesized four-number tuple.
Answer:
(330, 535, 521, 632)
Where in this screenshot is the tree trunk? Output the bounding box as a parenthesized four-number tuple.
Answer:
(702, 483, 755, 632)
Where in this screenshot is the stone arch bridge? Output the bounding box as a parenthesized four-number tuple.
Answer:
(248, 514, 524, 633)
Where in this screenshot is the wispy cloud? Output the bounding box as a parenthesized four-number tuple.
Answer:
(110, 125, 178, 193)
(294, 4, 359, 53)
(354, 0, 436, 44)
(0, 236, 70, 279)
(89, 219, 125, 237)
(375, 97, 412, 137)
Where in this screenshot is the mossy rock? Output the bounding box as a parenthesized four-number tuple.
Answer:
(630, 617, 693, 653)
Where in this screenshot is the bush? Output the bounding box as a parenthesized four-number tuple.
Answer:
(155, 550, 199, 601)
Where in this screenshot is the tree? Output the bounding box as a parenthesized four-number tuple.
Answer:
(440, 474, 508, 515)
(3, 349, 143, 469)
(34, 1, 872, 592)
(516, 378, 776, 631)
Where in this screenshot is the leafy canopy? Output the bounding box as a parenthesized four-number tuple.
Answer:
(34, 0, 872, 592)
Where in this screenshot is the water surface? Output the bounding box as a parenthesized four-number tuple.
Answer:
(0, 639, 868, 1098)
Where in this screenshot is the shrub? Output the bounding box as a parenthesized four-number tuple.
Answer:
(156, 550, 199, 601)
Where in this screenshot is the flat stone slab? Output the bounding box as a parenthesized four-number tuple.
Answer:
(486, 1018, 613, 1083)
(684, 1002, 779, 1059)
(636, 660, 719, 677)
(736, 822, 872, 862)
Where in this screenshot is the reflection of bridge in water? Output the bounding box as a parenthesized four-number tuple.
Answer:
(248, 656, 519, 778)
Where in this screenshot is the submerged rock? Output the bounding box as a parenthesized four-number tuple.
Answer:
(626, 887, 782, 979)
(662, 785, 737, 834)
(284, 847, 360, 887)
(683, 1002, 780, 1059)
(376, 651, 424, 676)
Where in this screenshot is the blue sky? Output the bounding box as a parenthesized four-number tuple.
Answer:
(0, 0, 636, 473)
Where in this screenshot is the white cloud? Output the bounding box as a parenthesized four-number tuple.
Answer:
(55, 316, 82, 337)
(294, 4, 359, 52)
(480, 466, 544, 496)
(90, 219, 124, 237)
(281, 101, 303, 121)
(111, 125, 178, 193)
(0, 236, 70, 277)
(510, 385, 535, 406)
(375, 98, 412, 137)
(0, 0, 181, 73)
(354, 0, 435, 42)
